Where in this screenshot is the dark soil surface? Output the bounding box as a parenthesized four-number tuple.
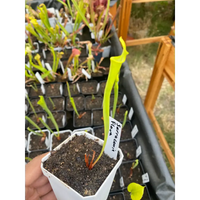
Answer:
(114, 107, 129, 122)
(45, 83, 62, 97)
(47, 112, 66, 129)
(63, 83, 80, 96)
(80, 81, 98, 95)
(93, 126, 104, 140)
(46, 97, 65, 111)
(85, 96, 103, 110)
(28, 97, 43, 113)
(120, 162, 143, 186)
(119, 140, 137, 161)
(51, 131, 71, 150)
(43, 135, 118, 196)
(29, 132, 49, 151)
(27, 112, 46, 129)
(110, 93, 123, 108)
(120, 122, 132, 141)
(79, 56, 88, 66)
(74, 111, 92, 127)
(110, 170, 121, 193)
(91, 69, 104, 78)
(92, 109, 104, 126)
(107, 193, 124, 200)
(66, 95, 85, 111)
(29, 87, 44, 98)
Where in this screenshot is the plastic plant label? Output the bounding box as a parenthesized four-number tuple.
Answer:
(142, 173, 150, 184)
(96, 83, 100, 93)
(92, 60, 95, 72)
(131, 125, 138, 138)
(82, 69, 91, 79)
(60, 61, 64, 74)
(62, 115, 66, 127)
(22, 89, 28, 98)
(136, 146, 142, 158)
(42, 115, 46, 123)
(45, 63, 54, 75)
(42, 60, 45, 68)
(76, 83, 80, 93)
(25, 104, 28, 112)
(41, 84, 45, 94)
(128, 107, 134, 120)
(122, 94, 127, 105)
(120, 177, 124, 188)
(59, 84, 63, 95)
(91, 32, 95, 39)
(42, 49, 46, 59)
(67, 68, 72, 81)
(35, 72, 45, 84)
(104, 117, 122, 160)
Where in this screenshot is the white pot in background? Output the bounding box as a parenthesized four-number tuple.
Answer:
(31, 42, 40, 54)
(41, 131, 124, 200)
(27, 129, 50, 153)
(50, 130, 73, 151)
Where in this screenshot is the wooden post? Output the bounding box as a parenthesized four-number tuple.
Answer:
(118, 0, 132, 41)
(144, 36, 175, 172)
(109, 3, 117, 27)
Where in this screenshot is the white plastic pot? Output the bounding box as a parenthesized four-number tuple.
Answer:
(72, 127, 94, 135)
(31, 42, 39, 54)
(27, 129, 50, 153)
(102, 45, 111, 58)
(41, 131, 124, 200)
(50, 130, 73, 151)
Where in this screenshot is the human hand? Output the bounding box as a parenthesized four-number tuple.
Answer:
(25, 152, 57, 200)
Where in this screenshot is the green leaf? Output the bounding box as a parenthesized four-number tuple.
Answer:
(37, 96, 60, 136)
(25, 116, 42, 132)
(127, 183, 145, 200)
(92, 37, 129, 167)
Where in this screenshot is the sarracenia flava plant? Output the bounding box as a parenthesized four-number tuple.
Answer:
(85, 37, 129, 170)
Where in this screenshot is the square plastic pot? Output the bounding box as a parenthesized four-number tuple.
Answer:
(41, 131, 124, 200)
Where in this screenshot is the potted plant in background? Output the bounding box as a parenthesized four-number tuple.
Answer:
(70, 0, 121, 62)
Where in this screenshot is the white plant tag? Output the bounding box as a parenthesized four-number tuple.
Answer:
(122, 94, 127, 105)
(25, 104, 28, 112)
(96, 83, 100, 92)
(42, 115, 46, 123)
(92, 60, 95, 72)
(142, 173, 150, 184)
(104, 117, 122, 159)
(76, 83, 80, 93)
(62, 115, 66, 126)
(67, 68, 72, 81)
(131, 125, 138, 138)
(128, 107, 134, 120)
(41, 84, 45, 94)
(59, 84, 63, 95)
(22, 89, 28, 98)
(82, 68, 91, 79)
(42, 49, 46, 59)
(136, 146, 142, 158)
(119, 177, 124, 187)
(45, 136, 49, 148)
(42, 60, 45, 68)
(45, 63, 54, 75)
(91, 32, 95, 39)
(60, 61, 64, 74)
(35, 72, 45, 84)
